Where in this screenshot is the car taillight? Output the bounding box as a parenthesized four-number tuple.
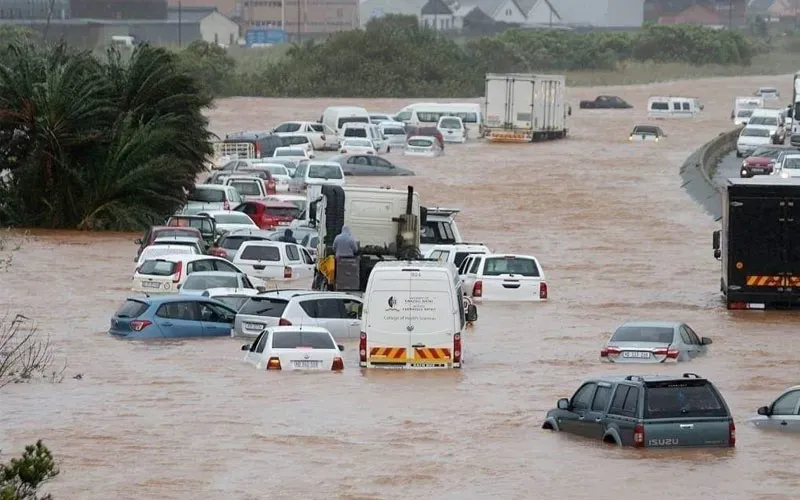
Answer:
(284, 266, 292, 279)
(633, 422, 644, 448)
(359, 331, 367, 364)
(332, 357, 344, 371)
(453, 333, 461, 364)
(539, 282, 547, 299)
(472, 280, 482, 297)
(209, 247, 226, 257)
(224, 200, 230, 210)
(254, 143, 261, 158)
(728, 419, 736, 447)
(172, 261, 183, 283)
(666, 348, 680, 359)
(279, 318, 292, 326)
(130, 319, 152, 331)
(266, 357, 281, 370)
(602, 346, 620, 358)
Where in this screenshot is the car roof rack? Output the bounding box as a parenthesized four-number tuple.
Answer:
(625, 375, 644, 382)
(682, 372, 702, 379)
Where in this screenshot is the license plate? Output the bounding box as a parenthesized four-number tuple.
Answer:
(410, 363, 447, 368)
(142, 281, 161, 288)
(292, 360, 321, 368)
(622, 351, 651, 358)
(752, 168, 765, 173)
(244, 322, 264, 330)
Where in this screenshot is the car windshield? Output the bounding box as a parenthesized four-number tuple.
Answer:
(309, 124, 324, 132)
(276, 149, 304, 157)
(261, 165, 288, 175)
(183, 274, 239, 290)
(482, 257, 539, 277)
(238, 297, 288, 316)
(644, 380, 728, 419)
(345, 139, 372, 147)
(266, 205, 301, 218)
(742, 128, 771, 137)
(138, 260, 178, 276)
(212, 213, 253, 225)
(240, 245, 280, 261)
(153, 228, 199, 240)
(188, 187, 225, 203)
(229, 181, 262, 196)
(141, 246, 194, 261)
(408, 138, 433, 147)
(633, 126, 658, 135)
(611, 326, 674, 343)
(308, 164, 343, 179)
(344, 128, 368, 138)
(737, 110, 753, 118)
(439, 118, 461, 129)
(211, 295, 251, 311)
(220, 235, 268, 250)
(748, 116, 777, 126)
(271, 331, 335, 349)
(783, 157, 800, 169)
(751, 147, 783, 158)
(760, 88, 777, 93)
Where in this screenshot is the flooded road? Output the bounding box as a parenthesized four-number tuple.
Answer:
(2, 75, 800, 500)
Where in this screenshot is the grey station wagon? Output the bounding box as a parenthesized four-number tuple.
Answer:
(543, 373, 735, 448)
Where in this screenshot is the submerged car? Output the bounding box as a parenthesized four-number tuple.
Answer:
(329, 154, 415, 177)
(542, 373, 735, 447)
(437, 116, 467, 143)
(242, 326, 345, 371)
(628, 125, 665, 142)
(108, 295, 237, 339)
(736, 125, 775, 157)
(749, 385, 800, 432)
(177, 271, 258, 295)
(600, 321, 711, 363)
(579, 95, 633, 109)
(404, 136, 443, 157)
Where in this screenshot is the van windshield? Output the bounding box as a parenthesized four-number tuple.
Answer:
(308, 165, 343, 179)
(643, 380, 728, 419)
(338, 117, 369, 129)
(650, 102, 669, 110)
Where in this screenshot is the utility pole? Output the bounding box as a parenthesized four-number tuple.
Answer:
(178, 0, 183, 47)
(729, 0, 733, 30)
(296, 0, 301, 42)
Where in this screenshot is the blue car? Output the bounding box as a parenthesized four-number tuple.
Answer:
(109, 295, 237, 339)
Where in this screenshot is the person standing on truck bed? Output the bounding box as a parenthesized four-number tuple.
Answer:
(333, 225, 358, 257)
(279, 228, 297, 243)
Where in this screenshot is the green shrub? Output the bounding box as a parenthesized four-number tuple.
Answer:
(0, 441, 58, 500)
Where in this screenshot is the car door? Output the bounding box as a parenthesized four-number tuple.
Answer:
(341, 298, 363, 339)
(584, 383, 613, 440)
(370, 156, 396, 175)
(679, 325, 700, 359)
(284, 244, 307, 279)
(303, 298, 350, 339)
(762, 389, 800, 431)
(683, 325, 705, 357)
(245, 330, 270, 367)
(199, 301, 236, 337)
(289, 163, 307, 192)
(558, 383, 596, 437)
(152, 301, 202, 338)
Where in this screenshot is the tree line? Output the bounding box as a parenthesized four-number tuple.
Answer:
(183, 16, 757, 98)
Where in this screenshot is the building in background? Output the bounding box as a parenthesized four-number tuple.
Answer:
(168, 7, 239, 45)
(70, 0, 168, 20)
(0, 0, 70, 19)
(644, 0, 746, 27)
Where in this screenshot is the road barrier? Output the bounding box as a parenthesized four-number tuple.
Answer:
(679, 127, 741, 221)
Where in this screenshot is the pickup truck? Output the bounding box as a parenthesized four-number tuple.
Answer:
(579, 95, 633, 109)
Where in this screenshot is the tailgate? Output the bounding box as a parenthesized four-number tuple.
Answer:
(644, 418, 731, 447)
(481, 275, 541, 301)
(728, 195, 785, 292)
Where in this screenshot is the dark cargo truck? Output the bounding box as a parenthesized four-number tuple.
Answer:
(713, 178, 800, 309)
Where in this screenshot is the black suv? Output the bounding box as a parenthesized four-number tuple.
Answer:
(543, 373, 735, 448)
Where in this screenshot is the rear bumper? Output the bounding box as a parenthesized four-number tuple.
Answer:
(362, 361, 459, 369)
(724, 289, 800, 309)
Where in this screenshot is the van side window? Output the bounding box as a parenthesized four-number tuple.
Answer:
(571, 383, 596, 410)
(622, 387, 639, 416)
(609, 385, 630, 415)
(651, 102, 668, 110)
(591, 385, 612, 412)
(469, 257, 482, 274)
(682, 102, 690, 110)
(672, 102, 681, 111)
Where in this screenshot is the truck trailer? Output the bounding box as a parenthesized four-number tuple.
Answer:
(483, 73, 569, 143)
(713, 178, 800, 309)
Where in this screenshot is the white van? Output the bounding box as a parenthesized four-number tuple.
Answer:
(360, 261, 475, 369)
(341, 122, 390, 153)
(647, 96, 703, 118)
(321, 106, 370, 138)
(396, 103, 483, 139)
(732, 96, 764, 125)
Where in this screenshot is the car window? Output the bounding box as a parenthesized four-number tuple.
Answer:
(622, 387, 639, 416)
(188, 187, 225, 203)
(341, 299, 362, 319)
(255, 331, 270, 353)
(156, 301, 199, 321)
(429, 250, 448, 263)
(302, 298, 343, 319)
(183, 274, 238, 290)
(213, 260, 240, 273)
(458, 257, 471, 275)
(271, 331, 336, 349)
(308, 164, 343, 180)
(591, 385, 612, 412)
(772, 390, 800, 415)
(239, 297, 288, 317)
(643, 380, 727, 419)
(114, 299, 149, 318)
(684, 325, 701, 345)
(300, 247, 314, 264)
(469, 257, 482, 274)
(421, 220, 457, 245)
(609, 385, 630, 416)
(571, 383, 596, 411)
(229, 180, 262, 196)
(199, 302, 235, 323)
(188, 259, 215, 273)
(240, 245, 280, 261)
(611, 326, 674, 344)
(650, 101, 668, 110)
(482, 257, 539, 277)
(678, 326, 692, 344)
(286, 244, 300, 261)
(250, 331, 264, 352)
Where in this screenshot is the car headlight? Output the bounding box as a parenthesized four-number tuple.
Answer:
(742, 161, 747, 167)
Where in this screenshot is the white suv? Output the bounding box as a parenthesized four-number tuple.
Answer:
(132, 254, 246, 293)
(232, 241, 314, 286)
(232, 290, 363, 340)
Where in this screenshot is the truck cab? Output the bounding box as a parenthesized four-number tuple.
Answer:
(714, 178, 800, 309)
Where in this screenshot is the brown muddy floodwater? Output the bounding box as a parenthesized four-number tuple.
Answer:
(2, 76, 800, 500)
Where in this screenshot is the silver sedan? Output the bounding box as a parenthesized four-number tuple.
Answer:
(749, 386, 800, 432)
(599, 320, 712, 363)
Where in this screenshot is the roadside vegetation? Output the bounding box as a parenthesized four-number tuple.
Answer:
(175, 16, 780, 97)
(0, 441, 59, 500)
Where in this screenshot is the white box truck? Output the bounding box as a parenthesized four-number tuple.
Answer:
(483, 73, 568, 143)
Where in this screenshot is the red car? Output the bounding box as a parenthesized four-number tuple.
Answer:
(740, 146, 791, 178)
(233, 200, 300, 230)
(405, 126, 444, 149)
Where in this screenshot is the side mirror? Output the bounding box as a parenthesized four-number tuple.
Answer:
(337, 344, 345, 351)
(712, 230, 720, 250)
(557, 398, 570, 410)
(256, 285, 267, 293)
(465, 304, 478, 322)
(134, 238, 143, 244)
(757, 405, 771, 416)
(241, 344, 250, 351)
(701, 336, 712, 345)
